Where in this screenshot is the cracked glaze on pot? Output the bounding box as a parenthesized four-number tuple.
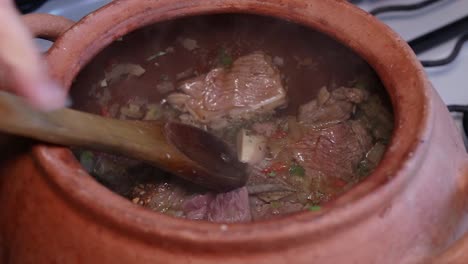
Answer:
(1, 0, 467, 263)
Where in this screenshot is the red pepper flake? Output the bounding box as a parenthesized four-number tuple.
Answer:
(100, 106, 110, 117)
(332, 178, 347, 188)
(271, 129, 287, 139)
(262, 162, 288, 174)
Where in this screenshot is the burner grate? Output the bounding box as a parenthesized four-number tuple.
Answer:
(15, 0, 48, 14)
(369, 0, 444, 16)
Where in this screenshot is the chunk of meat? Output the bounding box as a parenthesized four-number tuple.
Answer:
(167, 52, 286, 128)
(359, 94, 394, 140)
(298, 87, 368, 127)
(183, 187, 252, 223)
(236, 129, 267, 164)
(183, 193, 215, 220)
(284, 122, 372, 181)
(207, 187, 252, 222)
(251, 121, 276, 137)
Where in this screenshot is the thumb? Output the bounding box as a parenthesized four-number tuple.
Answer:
(0, 1, 67, 110)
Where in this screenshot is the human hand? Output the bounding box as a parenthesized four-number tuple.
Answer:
(0, 0, 67, 110)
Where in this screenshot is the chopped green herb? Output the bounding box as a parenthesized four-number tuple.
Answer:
(289, 164, 305, 176)
(309, 205, 321, 212)
(80, 151, 94, 172)
(143, 104, 161, 121)
(218, 48, 233, 68)
(267, 171, 277, 177)
(270, 201, 281, 209)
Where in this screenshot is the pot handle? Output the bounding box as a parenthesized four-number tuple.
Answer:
(22, 13, 74, 41)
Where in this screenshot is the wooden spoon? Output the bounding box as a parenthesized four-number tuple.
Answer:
(0, 91, 247, 191)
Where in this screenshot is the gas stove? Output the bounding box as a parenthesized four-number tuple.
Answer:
(357, 0, 468, 144)
(28, 0, 468, 143)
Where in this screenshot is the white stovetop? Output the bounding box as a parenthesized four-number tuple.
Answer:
(36, 0, 468, 106)
(358, 0, 468, 106)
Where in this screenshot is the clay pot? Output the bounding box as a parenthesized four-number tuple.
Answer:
(0, 0, 467, 263)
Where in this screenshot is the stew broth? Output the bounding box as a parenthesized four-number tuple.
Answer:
(71, 14, 393, 222)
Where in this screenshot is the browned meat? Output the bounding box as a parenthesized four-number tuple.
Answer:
(183, 187, 252, 223)
(298, 87, 368, 127)
(183, 193, 214, 220)
(358, 94, 394, 141)
(285, 122, 372, 181)
(167, 52, 286, 128)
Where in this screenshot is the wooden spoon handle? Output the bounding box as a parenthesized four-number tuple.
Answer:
(0, 91, 181, 166)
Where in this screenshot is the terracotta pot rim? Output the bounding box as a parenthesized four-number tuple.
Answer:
(34, 0, 431, 251)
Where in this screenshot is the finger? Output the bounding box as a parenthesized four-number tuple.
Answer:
(0, 0, 67, 110)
